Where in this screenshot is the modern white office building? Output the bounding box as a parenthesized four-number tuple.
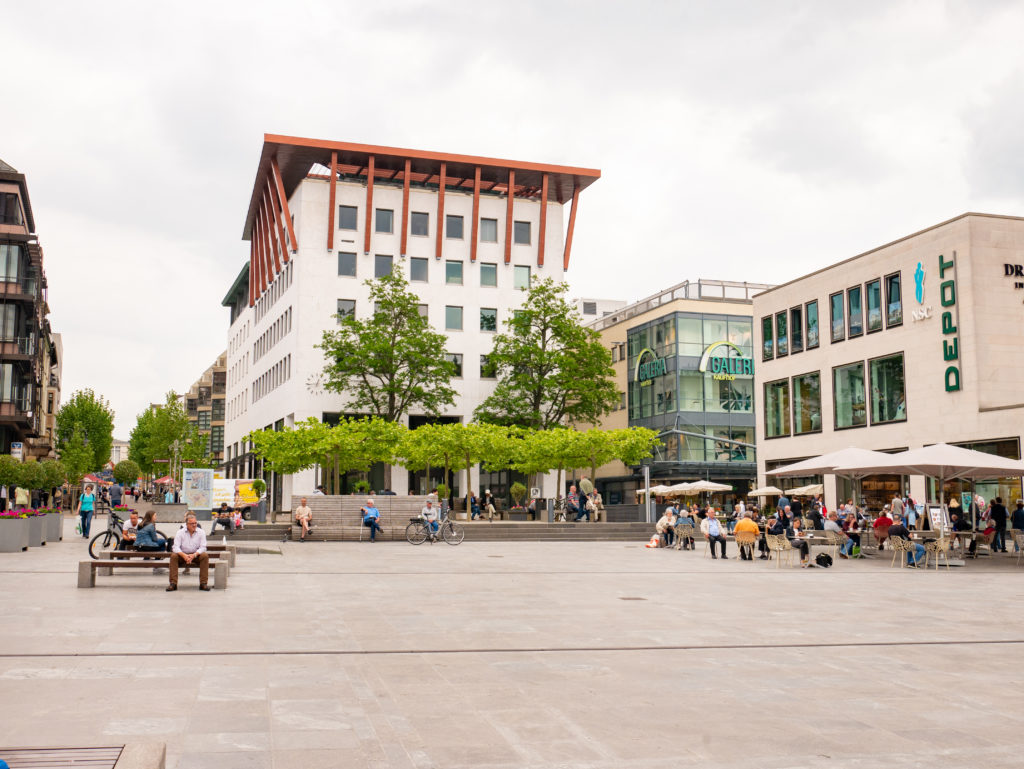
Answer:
(753, 213, 1024, 512)
(221, 135, 600, 511)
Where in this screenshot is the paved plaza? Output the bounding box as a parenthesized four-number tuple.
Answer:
(2, 518, 1024, 768)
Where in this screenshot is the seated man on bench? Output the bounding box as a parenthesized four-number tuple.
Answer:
(119, 510, 140, 550)
(167, 512, 210, 592)
(210, 503, 236, 534)
(294, 497, 313, 541)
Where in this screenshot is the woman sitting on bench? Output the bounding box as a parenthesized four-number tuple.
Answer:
(135, 511, 170, 553)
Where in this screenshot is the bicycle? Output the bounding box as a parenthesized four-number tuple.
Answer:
(405, 508, 464, 545)
(88, 510, 169, 559)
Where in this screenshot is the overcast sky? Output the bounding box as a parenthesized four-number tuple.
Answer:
(5, 0, 1024, 437)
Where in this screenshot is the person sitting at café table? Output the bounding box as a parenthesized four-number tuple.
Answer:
(888, 513, 925, 566)
(655, 506, 677, 548)
(700, 510, 728, 559)
(210, 502, 236, 534)
(872, 507, 894, 550)
(968, 520, 997, 556)
(841, 512, 862, 553)
(824, 511, 854, 559)
(786, 516, 812, 567)
(675, 508, 696, 550)
(733, 510, 760, 560)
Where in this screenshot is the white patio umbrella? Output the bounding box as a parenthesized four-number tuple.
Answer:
(767, 447, 894, 509)
(638, 484, 673, 497)
(788, 484, 824, 496)
(832, 443, 1024, 527)
(748, 486, 784, 496)
(687, 480, 733, 493)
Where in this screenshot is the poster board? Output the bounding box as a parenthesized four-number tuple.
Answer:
(928, 505, 949, 532)
(182, 468, 214, 511)
(211, 479, 262, 509)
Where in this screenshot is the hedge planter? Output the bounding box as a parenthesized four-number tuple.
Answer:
(44, 512, 62, 542)
(27, 514, 46, 547)
(0, 517, 29, 552)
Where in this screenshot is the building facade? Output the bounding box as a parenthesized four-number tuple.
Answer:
(588, 279, 771, 506)
(222, 135, 600, 510)
(184, 352, 227, 466)
(753, 213, 1024, 511)
(0, 159, 61, 459)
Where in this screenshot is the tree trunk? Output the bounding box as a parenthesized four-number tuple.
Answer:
(384, 463, 392, 492)
(333, 454, 340, 495)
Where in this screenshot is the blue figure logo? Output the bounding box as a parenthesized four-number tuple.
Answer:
(914, 262, 925, 304)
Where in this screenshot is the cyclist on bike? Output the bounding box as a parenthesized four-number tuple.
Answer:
(421, 499, 439, 535)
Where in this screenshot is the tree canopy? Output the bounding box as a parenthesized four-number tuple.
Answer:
(128, 392, 215, 476)
(113, 460, 142, 486)
(317, 266, 457, 423)
(474, 277, 619, 430)
(56, 389, 114, 472)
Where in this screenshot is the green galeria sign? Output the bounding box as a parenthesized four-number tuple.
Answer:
(634, 348, 668, 386)
(698, 341, 753, 381)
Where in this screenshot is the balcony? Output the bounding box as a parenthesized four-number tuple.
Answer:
(0, 337, 36, 360)
(0, 278, 40, 304)
(0, 396, 33, 428)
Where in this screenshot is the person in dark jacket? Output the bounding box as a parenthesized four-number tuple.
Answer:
(989, 497, 1009, 553)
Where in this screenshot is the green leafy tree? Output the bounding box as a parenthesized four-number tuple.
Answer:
(113, 460, 142, 487)
(60, 423, 94, 487)
(39, 459, 67, 492)
(425, 422, 513, 514)
(474, 278, 619, 430)
(0, 455, 23, 492)
(129, 393, 215, 477)
(510, 427, 584, 500)
(573, 427, 661, 484)
(56, 389, 115, 470)
(317, 267, 457, 422)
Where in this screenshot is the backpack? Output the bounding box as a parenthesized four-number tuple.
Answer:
(815, 553, 833, 568)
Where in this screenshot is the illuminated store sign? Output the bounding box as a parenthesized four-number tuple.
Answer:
(635, 348, 668, 386)
(698, 341, 754, 381)
(940, 252, 961, 392)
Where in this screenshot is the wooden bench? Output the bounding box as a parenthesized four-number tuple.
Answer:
(79, 556, 229, 589)
(0, 742, 166, 768)
(105, 545, 237, 566)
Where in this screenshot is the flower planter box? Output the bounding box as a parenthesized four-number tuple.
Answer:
(45, 512, 63, 542)
(27, 515, 46, 547)
(0, 518, 29, 552)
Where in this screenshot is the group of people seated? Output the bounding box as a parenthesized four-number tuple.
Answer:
(117, 509, 216, 590)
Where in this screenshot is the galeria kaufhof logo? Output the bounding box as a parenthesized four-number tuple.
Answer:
(698, 341, 753, 381)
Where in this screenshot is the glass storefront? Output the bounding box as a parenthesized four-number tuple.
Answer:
(870, 353, 906, 424)
(833, 362, 866, 429)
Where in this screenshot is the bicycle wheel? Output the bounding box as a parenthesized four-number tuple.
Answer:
(405, 521, 429, 545)
(89, 531, 120, 560)
(442, 521, 465, 545)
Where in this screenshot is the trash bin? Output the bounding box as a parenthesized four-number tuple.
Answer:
(256, 500, 267, 523)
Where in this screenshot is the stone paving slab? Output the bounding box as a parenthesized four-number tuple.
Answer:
(0, 517, 1023, 767)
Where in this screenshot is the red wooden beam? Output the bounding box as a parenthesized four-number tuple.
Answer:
(504, 169, 515, 264)
(537, 173, 549, 267)
(266, 177, 289, 264)
(363, 155, 375, 254)
(258, 198, 272, 285)
(262, 189, 281, 274)
(400, 158, 410, 257)
(253, 212, 265, 295)
(470, 166, 481, 262)
(327, 151, 337, 251)
(562, 183, 579, 271)
(435, 162, 446, 259)
(271, 155, 298, 252)
(248, 240, 255, 306)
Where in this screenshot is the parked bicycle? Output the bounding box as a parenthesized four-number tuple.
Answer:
(405, 508, 464, 545)
(88, 510, 169, 559)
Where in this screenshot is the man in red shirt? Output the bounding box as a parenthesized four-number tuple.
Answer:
(872, 508, 894, 551)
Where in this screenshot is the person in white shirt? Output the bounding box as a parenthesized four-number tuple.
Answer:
(421, 499, 439, 535)
(168, 513, 210, 591)
(700, 510, 728, 559)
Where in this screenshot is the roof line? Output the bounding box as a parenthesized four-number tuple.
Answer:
(755, 212, 1024, 297)
(263, 133, 602, 178)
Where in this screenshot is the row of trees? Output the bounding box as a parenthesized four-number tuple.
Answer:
(248, 418, 660, 511)
(0, 455, 68, 496)
(128, 392, 217, 476)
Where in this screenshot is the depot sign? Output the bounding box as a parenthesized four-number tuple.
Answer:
(940, 252, 961, 392)
(698, 341, 754, 381)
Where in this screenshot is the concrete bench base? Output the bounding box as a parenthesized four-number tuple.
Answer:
(79, 560, 228, 589)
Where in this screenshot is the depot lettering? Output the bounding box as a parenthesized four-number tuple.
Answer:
(939, 252, 961, 392)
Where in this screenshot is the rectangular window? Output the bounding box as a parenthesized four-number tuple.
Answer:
(338, 205, 357, 230)
(583, 301, 597, 316)
(480, 218, 498, 242)
(375, 208, 393, 233)
(866, 279, 883, 332)
(211, 399, 225, 421)
(337, 252, 356, 277)
(805, 301, 819, 349)
(198, 411, 211, 430)
(374, 255, 393, 278)
(870, 353, 907, 424)
(336, 299, 355, 321)
(790, 307, 803, 353)
(764, 379, 791, 438)
(847, 286, 863, 337)
(792, 372, 821, 434)
(410, 257, 428, 282)
(830, 292, 845, 342)
(513, 265, 531, 290)
(480, 354, 497, 378)
(833, 362, 866, 429)
(775, 311, 788, 356)
(480, 262, 497, 287)
(885, 272, 903, 327)
(513, 220, 531, 245)
(410, 211, 429, 236)
(761, 316, 774, 360)
(480, 308, 497, 332)
(446, 214, 464, 239)
(446, 260, 463, 285)
(445, 305, 463, 330)
(446, 353, 463, 378)
(417, 303, 428, 318)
